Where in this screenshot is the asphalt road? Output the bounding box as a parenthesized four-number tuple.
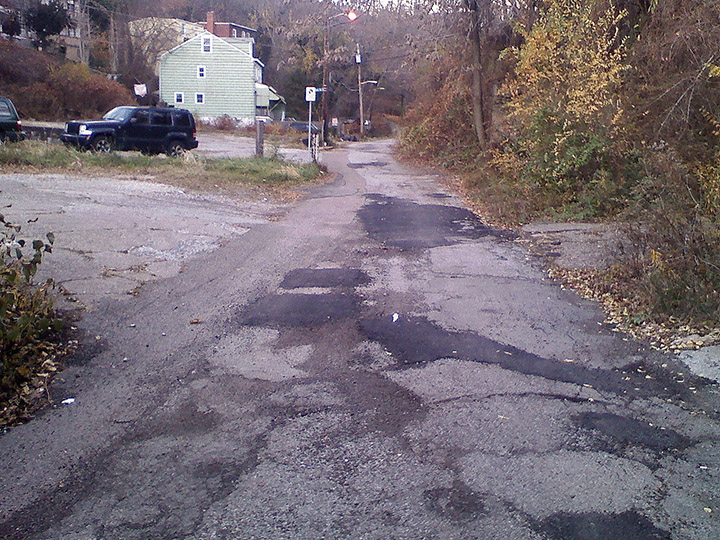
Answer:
(1, 140, 719, 539)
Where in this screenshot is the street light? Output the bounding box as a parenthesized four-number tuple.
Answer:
(355, 41, 379, 138)
(322, 9, 358, 145)
(359, 80, 379, 137)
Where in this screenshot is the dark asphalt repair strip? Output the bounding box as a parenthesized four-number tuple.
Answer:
(537, 510, 673, 540)
(358, 194, 515, 249)
(237, 293, 357, 328)
(347, 161, 388, 168)
(280, 268, 371, 289)
(574, 412, 693, 452)
(358, 315, 690, 400)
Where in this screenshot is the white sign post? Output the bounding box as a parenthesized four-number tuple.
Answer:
(305, 87, 317, 162)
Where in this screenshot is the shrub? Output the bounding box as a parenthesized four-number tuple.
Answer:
(401, 74, 479, 167)
(0, 37, 53, 88)
(1, 214, 61, 423)
(213, 115, 237, 131)
(399, 41, 481, 168)
(623, 0, 720, 164)
(621, 150, 720, 322)
(0, 39, 132, 120)
(21, 63, 133, 120)
(496, 0, 633, 217)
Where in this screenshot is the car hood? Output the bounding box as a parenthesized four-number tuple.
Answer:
(66, 119, 122, 129)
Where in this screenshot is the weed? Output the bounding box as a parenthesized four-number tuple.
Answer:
(1, 213, 66, 427)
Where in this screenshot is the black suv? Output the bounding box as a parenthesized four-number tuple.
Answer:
(0, 97, 26, 143)
(61, 106, 199, 156)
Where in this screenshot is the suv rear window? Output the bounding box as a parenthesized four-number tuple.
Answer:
(152, 111, 172, 126)
(0, 102, 13, 118)
(173, 112, 191, 127)
(132, 110, 150, 124)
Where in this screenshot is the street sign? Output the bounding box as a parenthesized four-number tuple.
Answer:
(331, 117, 339, 127)
(305, 87, 316, 102)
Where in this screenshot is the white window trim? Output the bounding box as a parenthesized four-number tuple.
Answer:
(197, 66, 206, 79)
(195, 93, 205, 104)
(174, 92, 184, 104)
(202, 36, 212, 53)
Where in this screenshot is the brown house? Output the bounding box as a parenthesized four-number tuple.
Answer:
(200, 11, 255, 39)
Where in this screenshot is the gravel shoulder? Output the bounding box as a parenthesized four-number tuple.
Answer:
(519, 222, 720, 382)
(4, 173, 291, 312)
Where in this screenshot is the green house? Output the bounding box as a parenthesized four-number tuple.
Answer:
(158, 32, 283, 122)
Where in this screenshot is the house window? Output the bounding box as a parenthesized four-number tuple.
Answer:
(232, 28, 237, 37)
(175, 92, 184, 104)
(196, 93, 205, 104)
(202, 36, 211, 53)
(197, 66, 206, 78)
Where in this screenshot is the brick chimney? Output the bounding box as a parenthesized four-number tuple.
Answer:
(206, 11, 215, 34)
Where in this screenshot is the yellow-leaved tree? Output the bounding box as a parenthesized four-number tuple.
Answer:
(497, 0, 630, 217)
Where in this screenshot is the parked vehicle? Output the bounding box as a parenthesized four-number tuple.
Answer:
(61, 106, 199, 156)
(0, 97, 26, 144)
(285, 120, 319, 134)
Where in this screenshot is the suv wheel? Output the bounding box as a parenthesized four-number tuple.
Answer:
(91, 135, 113, 153)
(166, 140, 186, 157)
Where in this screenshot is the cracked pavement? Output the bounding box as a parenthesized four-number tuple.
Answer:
(0, 140, 719, 539)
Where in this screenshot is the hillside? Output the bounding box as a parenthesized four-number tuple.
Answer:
(0, 38, 131, 120)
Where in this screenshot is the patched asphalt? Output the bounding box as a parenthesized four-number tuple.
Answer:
(358, 193, 495, 248)
(538, 510, 674, 540)
(279, 267, 371, 289)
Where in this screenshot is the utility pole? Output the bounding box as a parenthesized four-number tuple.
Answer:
(321, 10, 358, 146)
(84, 1, 91, 64)
(321, 18, 329, 145)
(356, 43, 365, 137)
(109, 12, 118, 74)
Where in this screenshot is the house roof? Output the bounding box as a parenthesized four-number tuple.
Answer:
(159, 32, 261, 64)
(256, 83, 285, 107)
(199, 20, 257, 34)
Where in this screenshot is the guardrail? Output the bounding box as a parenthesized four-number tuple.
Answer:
(21, 121, 64, 142)
(24, 125, 63, 142)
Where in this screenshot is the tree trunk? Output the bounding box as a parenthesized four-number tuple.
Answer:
(466, 0, 487, 148)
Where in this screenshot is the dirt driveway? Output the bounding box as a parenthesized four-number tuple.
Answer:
(195, 131, 310, 162)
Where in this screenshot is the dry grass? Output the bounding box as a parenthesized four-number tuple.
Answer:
(0, 141, 327, 199)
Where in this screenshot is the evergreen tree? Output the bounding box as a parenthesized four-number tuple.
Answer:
(24, 0, 73, 49)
